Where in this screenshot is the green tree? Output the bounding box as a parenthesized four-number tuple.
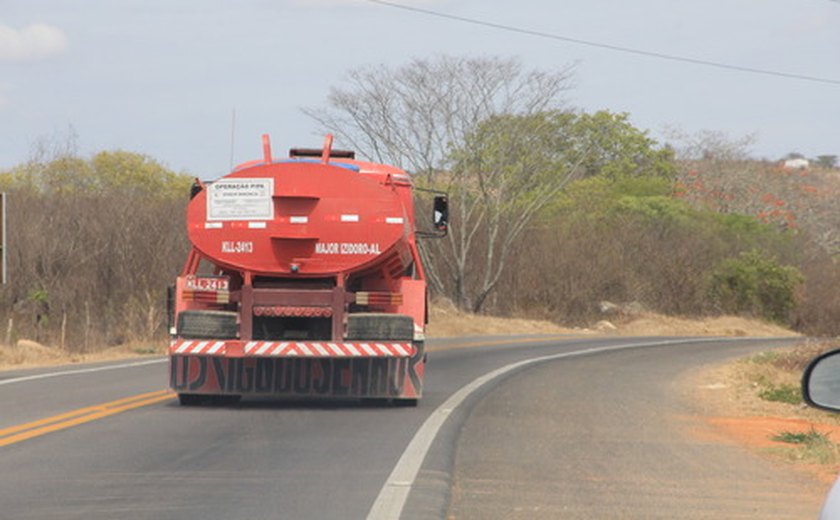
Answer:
(432, 110, 676, 311)
(434, 111, 584, 311)
(0, 150, 191, 199)
(568, 111, 676, 179)
(91, 151, 192, 198)
(815, 155, 837, 169)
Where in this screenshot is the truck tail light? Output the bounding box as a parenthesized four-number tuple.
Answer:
(182, 289, 230, 304)
(254, 306, 332, 318)
(355, 292, 403, 306)
(183, 275, 231, 304)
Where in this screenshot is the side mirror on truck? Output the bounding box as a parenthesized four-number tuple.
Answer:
(433, 195, 448, 233)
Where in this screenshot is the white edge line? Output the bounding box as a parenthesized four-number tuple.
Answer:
(0, 358, 167, 387)
(365, 337, 775, 520)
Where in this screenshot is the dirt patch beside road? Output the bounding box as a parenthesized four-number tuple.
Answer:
(682, 339, 840, 485)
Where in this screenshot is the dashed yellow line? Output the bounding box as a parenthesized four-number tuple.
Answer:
(0, 389, 175, 447)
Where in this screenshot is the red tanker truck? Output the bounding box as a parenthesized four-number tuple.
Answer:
(168, 134, 447, 406)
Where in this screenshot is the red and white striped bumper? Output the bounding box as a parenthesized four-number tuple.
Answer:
(169, 340, 416, 358)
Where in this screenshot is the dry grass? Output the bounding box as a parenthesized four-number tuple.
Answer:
(687, 339, 839, 420)
(770, 428, 840, 467)
(428, 297, 800, 339)
(0, 339, 167, 371)
(613, 313, 800, 338)
(427, 298, 583, 337)
(0, 300, 800, 372)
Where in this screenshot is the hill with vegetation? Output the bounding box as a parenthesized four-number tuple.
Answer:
(0, 55, 837, 355)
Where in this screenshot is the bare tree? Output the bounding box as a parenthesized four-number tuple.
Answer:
(304, 55, 574, 174)
(304, 55, 577, 310)
(662, 126, 756, 162)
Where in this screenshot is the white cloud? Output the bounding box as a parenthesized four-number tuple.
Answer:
(0, 23, 67, 62)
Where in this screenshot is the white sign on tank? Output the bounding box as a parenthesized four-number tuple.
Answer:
(207, 178, 274, 221)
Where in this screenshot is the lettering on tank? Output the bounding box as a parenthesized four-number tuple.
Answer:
(315, 242, 381, 255)
(222, 241, 254, 253)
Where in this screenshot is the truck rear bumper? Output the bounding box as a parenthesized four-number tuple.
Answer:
(169, 340, 424, 401)
(169, 339, 415, 358)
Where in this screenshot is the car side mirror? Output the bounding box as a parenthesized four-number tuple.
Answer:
(433, 195, 448, 232)
(802, 348, 840, 412)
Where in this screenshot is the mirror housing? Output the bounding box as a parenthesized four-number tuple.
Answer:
(802, 348, 840, 412)
(433, 195, 448, 233)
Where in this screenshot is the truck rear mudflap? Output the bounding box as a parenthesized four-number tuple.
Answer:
(169, 340, 424, 403)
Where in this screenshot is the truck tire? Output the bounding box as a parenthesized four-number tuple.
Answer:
(178, 393, 206, 406)
(178, 393, 241, 406)
(211, 395, 242, 405)
(177, 310, 238, 339)
(346, 313, 414, 341)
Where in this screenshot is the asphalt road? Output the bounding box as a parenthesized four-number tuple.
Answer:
(0, 336, 809, 519)
(447, 339, 824, 519)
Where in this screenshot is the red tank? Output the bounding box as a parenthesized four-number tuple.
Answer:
(167, 135, 447, 406)
(187, 138, 415, 277)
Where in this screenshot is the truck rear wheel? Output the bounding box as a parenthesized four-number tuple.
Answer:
(178, 393, 241, 406)
(178, 393, 205, 406)
(211, 395, 242, 405)
(346, 313, 414, 341)
(177, 310, 238, 339)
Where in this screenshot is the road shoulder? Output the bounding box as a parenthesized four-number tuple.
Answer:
(680, 339, 840, 486)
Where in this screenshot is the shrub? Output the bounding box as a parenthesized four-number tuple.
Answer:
(708, 250, 803, 324)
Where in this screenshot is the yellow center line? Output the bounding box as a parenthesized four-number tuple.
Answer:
(0, 390, 175, 447)
(0, 334, 579, 448)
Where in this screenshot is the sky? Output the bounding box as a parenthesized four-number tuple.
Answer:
(1, 0, 838, 179)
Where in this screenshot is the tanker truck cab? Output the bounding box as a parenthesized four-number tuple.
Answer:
(169, 134, 443, 406)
